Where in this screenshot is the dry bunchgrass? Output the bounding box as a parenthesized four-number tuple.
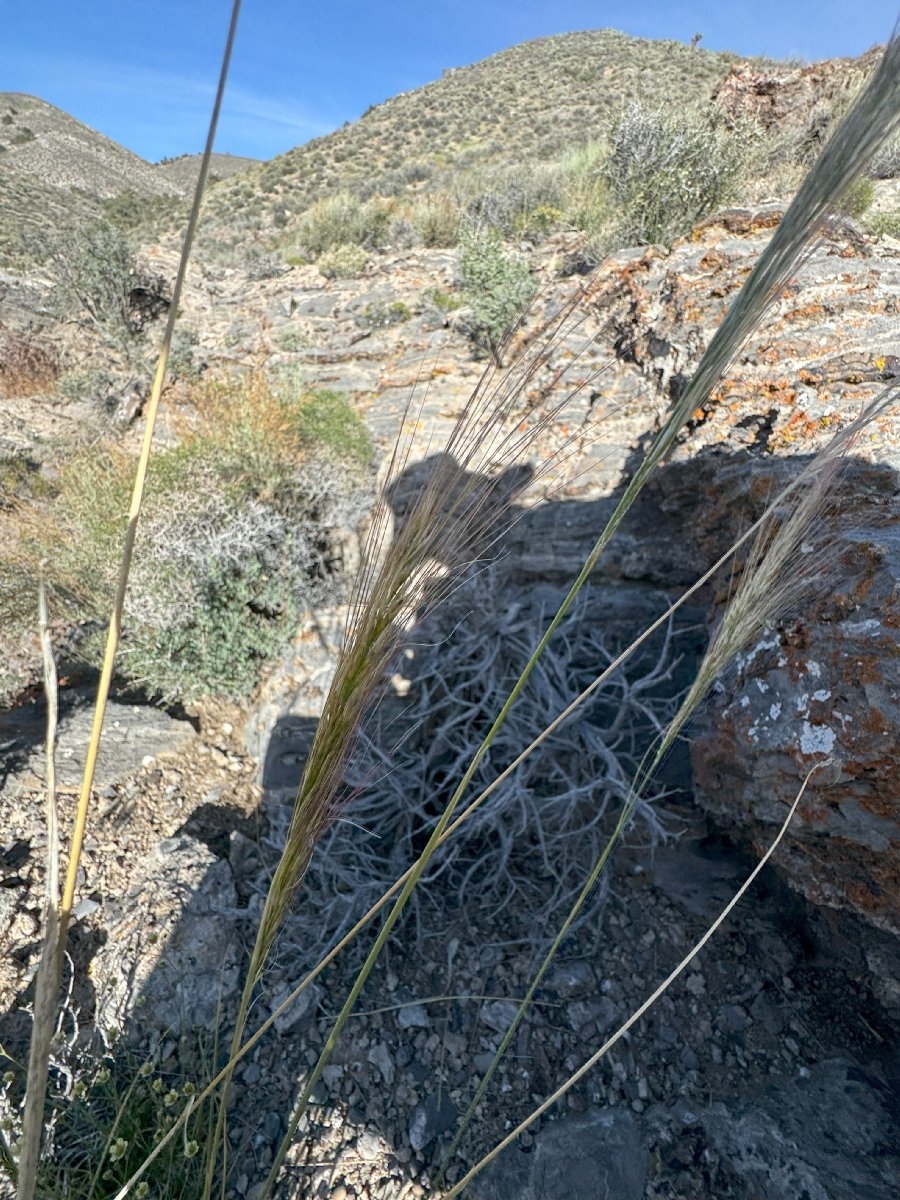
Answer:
(0, 328, 59, 398)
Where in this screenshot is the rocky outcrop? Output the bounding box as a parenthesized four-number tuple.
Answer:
(569, 214, 900, 943)
(712, 48, 882, 138)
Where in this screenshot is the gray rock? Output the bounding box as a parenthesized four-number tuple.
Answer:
(479, 999, 520, 1035)
(271, 979, 322, 1035)
(546, 959, 596, 999)
(408, 1091, 458, 1152)
(0, 694, 194, 796)
(94, 834, 238, 1034)
(397, 1001, 430, 1030)
(700, 1059, 900, 1200)
(367, 1040, 395, 1086)
(469, 1108, 646, 1200)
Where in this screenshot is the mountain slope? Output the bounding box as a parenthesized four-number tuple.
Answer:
(0, 93, 185, 265)
(201, 30, 779, 235)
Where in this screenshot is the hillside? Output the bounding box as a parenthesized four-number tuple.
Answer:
(153, 150, 260, 189)
(0, 94, 179, 263)
(1, 27, 899, 1200)
(199, 30, 778, 238)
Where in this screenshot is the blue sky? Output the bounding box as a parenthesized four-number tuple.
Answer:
(3, 1, 898, 162)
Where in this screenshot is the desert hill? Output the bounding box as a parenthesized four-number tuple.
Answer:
(0, 94, 258, 266)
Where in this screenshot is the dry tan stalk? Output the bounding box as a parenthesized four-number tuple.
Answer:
(16, 582, 61, 1200)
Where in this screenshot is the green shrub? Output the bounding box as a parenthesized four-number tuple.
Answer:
(458, 223, 536, 365)
(48, 224, 169, 341)
(866, 209, 900, 238)
(457, 162, 565, 237)
(604, 101, 756, 244)
(295, 191, 391, 257)
(425, 287, 462, 312)
(317, 242, 370, 278)
(274, 326, 312, 351)
(838, 175, 875, 218)
(513, 202, 564, 238)
(56, 367, 116, 408)
(360, 300, 412, 328)
(7, 373, 373, 701)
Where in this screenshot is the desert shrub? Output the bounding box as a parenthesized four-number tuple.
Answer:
(866, 209, 900, 238)
(102, 191, 187, 237)
(317, 243, 370, 278)
(48, 223, 169, 341)
(7, 373, 373, 701)
(604, 101, 756, 244)
(274, 326, 312, 351)
(425, 287, 462, 312)
(358, 300, 412, 329)
(457, 223, 536, 365)
(56, 367, 116, 407)
(870, 130, 900, 178)
(514, 202, 564, 238)
(273, 574, 675, 957)
(243, 250, 286, 280)
(0, 327, 59, 397)
(838, 175, 875, 218)
(166, 328, 202, 381)
(457, 162, 565, 236)
(295, 191, 391, 257)
(409, 191, 462, 246)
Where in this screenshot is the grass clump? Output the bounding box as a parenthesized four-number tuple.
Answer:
(604, 101, 757, 244)
(1, 1043, 208, 1200)
(409, 191, 462, 246)
(458, 223, 536, 365)
(4, 373, 373, 702)
(0, 327, 59, 399)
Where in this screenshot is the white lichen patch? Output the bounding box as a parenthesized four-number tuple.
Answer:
(843, 618, 882, 636)
(799, 721, 837, 756)
(737, 633, 780, 674)
(755, 678, 769, 693)
(806, 660, 822, 679)
(769, 702, 782, 720)
(811, 689, 831, 703)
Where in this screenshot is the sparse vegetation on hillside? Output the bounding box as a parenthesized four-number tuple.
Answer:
(0, 93, 184, 266)
(200, 30, 761, 245)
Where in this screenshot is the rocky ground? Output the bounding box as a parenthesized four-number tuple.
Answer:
(1, 673, 897, 1200)
(2, 202, 900, 1198)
